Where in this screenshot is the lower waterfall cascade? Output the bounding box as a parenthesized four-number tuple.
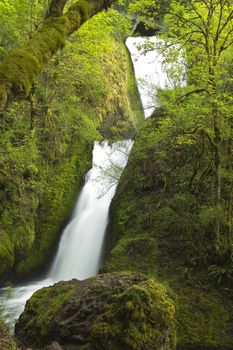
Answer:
(0, 140, 133, 330)
(0, 36, 169, 332)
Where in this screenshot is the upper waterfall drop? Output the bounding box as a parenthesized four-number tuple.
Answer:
(126, 36, 170, 118)
(126, 36, 185, 118)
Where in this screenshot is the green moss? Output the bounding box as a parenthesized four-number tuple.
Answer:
(0, 231, 14, 278)
(98, 41, 144, 139)
(125, 45, 144, 132)
(0, 85, 7, 109)
(176, 288, 233, 348)
(0, 0, 111, 111)
(91, 278, 176, 350)
(15, 141, 92, 277)
(15, 281, 75, 346)
(71, 0, 89, 22)
(103, 236, 157, 276)
(0, 20, 66, 102)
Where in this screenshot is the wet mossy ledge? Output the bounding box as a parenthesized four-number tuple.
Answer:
(0, 10, 144, 282)
(103, 116, 233, 349)
(15, 272, 176, 350)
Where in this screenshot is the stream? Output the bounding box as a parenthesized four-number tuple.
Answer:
(0, 36, 170, 332)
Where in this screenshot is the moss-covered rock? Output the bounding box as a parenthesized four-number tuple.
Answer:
(102, 236, 157, 276)
(103, 116, 233, 349)
(15, 272, 176, 350)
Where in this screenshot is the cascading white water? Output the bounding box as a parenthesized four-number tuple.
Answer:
(0, 36, 170, 332)
(49, 140, 132, 282)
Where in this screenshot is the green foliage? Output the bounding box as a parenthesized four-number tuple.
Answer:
(0, 0, 48, 60)
(208, 263, 233, 285)
(126, 0, 233, 258)
(0, 293, 17, 350)
(0, 319, 17, 350)
(0, 231, 14, 277)
(128, 0, 170, 30)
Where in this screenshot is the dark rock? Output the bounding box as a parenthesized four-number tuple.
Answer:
(44, 342, 64, 350)
(15, 272, 176, 350)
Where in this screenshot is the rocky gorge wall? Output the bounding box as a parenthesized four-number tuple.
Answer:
(0, 9, 144, 282)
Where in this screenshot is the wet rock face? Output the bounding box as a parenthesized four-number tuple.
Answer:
(15, 272, 176, 350)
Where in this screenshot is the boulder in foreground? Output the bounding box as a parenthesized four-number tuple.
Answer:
(15, 272, 176, 350)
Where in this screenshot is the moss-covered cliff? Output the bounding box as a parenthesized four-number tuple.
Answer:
(0, 10, 144, 282)
(103, 116, 233, 349)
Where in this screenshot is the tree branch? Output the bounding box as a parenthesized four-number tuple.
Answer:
(0, 0, 116, 113)
(176, 88, 208, 102)
(47, 0, 69, 17)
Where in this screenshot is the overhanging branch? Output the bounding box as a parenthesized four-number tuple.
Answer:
(47, 0, 69, 17)
(0, 0, 116, 113)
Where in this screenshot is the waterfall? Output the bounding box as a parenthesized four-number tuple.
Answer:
(0, 37, 169, 332)
(49, 140, 132, 282)
(0, 141, 133, 331)
(126, 36, 170, 117)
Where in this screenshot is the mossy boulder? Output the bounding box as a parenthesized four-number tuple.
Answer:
(15, 272, 176, 350)
(103, 117, 233, 349)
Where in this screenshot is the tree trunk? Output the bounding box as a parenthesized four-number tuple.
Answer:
(213, 117, 221, 252)
(209, 66, 221, 253)
(0, 0, 116, 113)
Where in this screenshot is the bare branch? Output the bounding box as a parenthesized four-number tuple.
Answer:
(176, 88, 208, 102)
